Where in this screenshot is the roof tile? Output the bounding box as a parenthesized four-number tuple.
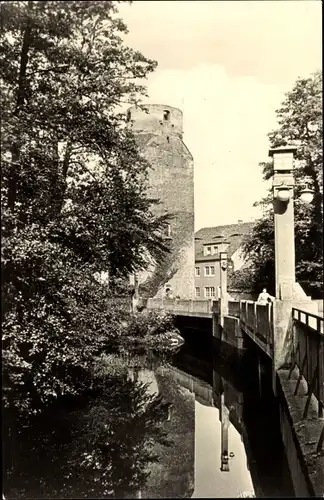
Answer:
(195, 222, 254, 259)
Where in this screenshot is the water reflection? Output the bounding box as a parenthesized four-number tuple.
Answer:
(171, 339, 295, 498)
(168, 363, 254, 497)
(3, 343, 294, 499)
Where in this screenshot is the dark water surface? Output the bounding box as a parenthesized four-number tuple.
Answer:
(3, 329, 295, 499)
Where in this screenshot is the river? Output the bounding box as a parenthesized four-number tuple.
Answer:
(3, 328, 295, 499)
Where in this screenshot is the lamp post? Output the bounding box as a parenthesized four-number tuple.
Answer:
(269, 146, 315, 376)
(270, 146, 296, 300)
(219, 242, 230, 326)
(269, 146, 314, 300)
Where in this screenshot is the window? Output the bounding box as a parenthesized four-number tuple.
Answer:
(205, 266, 215, 276)
(213, 246, 218, 255)
(163, 109, 170, 121)
(166, 224, 172, 238)
(126, 110, 131, 122)
(204, 286, 215, 298)
(195, 267, 200, 277)
(203, 245, 213, 256)
(195, 287, 200, 298)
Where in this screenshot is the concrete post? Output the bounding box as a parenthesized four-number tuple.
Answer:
(269, 147, 317, 389)
(212, 313, 221, 338)
(269, 147, 296, 389)
(269, 146, 297, 301)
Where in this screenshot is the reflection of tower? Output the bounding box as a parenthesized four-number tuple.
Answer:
(127, 104, 195, 299)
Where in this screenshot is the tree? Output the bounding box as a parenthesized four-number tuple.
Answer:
(1, 1, 170, 415)
(241, 71, 323, 296)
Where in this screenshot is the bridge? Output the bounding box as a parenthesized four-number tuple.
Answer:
(147, 297, 323, 356)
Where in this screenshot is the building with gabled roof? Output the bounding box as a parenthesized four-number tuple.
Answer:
(194, 221, 254, 299)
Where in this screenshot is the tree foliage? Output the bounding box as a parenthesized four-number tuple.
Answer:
(241, 71, 323, 296)
(1, 1, 170, 414)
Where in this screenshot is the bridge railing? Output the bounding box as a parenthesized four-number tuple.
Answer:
(228, 301, 240, 318)
(146, 298, 214, 315)
(240, 300, 273, 346)
(289, 308, 324, 452)
(290, 308, 324, 420)
(147, 298, 164, 310)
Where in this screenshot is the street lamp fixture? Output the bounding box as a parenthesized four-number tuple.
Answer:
(275, 183, 291, 203)
(299, 180, 314, 204)
(220, 451, 235, 472)
(220, 251, 228, 270)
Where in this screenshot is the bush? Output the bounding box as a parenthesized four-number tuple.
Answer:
(125, 310, 176, 339)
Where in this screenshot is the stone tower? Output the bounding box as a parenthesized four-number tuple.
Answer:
(127, 103, 195, 299)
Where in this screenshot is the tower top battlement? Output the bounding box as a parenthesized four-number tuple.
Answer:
(127, 104, 183, 138)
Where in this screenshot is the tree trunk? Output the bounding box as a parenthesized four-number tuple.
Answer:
(62, 141, 73, 179)
(8, 1, 33, 212)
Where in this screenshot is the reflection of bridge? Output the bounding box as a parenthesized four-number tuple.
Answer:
(169, 366, 213, 407)
(168, 363, 265, 497)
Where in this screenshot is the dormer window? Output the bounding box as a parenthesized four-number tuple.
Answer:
(203, 243, 219, 256)
(163, 110, 170, 121)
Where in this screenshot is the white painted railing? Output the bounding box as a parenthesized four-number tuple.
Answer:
(146, 298, 215, 316)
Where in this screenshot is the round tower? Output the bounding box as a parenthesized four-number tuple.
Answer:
(127, 104, 183, 138)
(128, 103, 195, 300)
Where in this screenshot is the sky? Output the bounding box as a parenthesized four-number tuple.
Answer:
(118, 0, 322, 230)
